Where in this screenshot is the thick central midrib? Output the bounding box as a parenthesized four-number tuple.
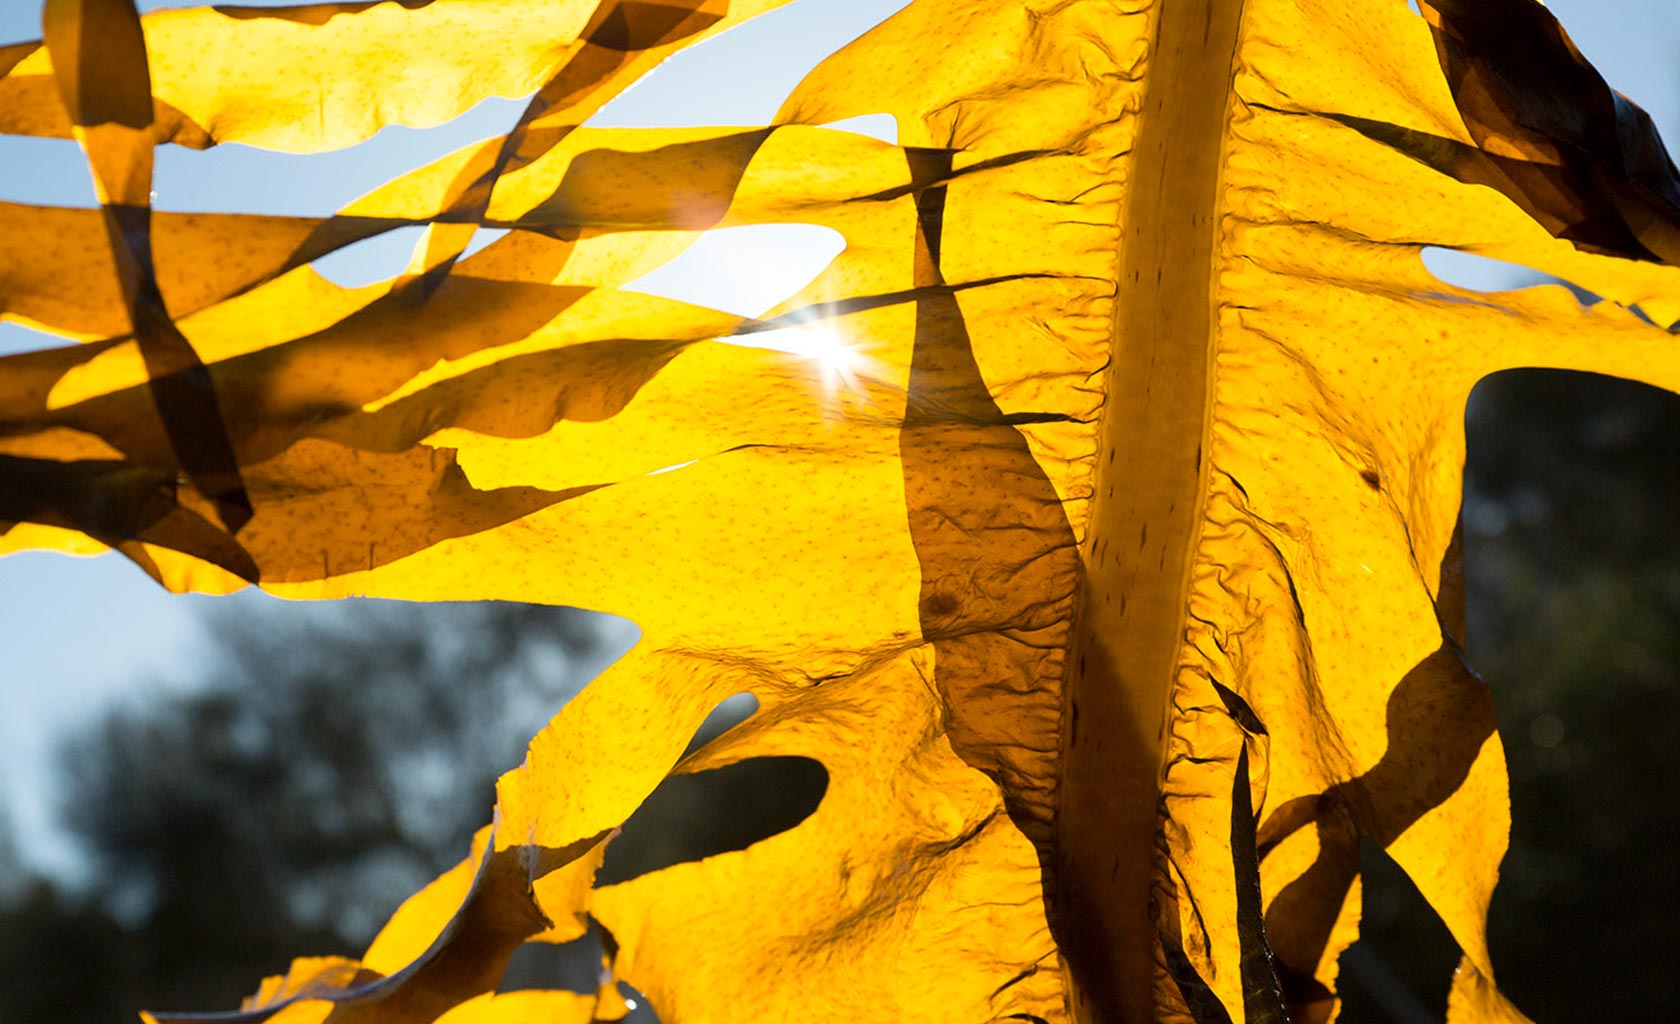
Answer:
(1053, 2, 1245, 1022)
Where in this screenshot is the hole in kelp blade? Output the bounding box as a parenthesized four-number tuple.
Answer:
(594, 755, 827, 886)
(497, 922, 607, 994)
(1419, 247, 1649, 319)
(1419, 246, 1546, 292)
(822, 113, 897, 144)
(1460, 368, 1680, 1018)
(310, 224, 426, 286)
(681, 692, 757, 758)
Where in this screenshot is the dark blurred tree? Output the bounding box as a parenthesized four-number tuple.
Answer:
(1466, 370, 1680, 1016)
(0, 878, 130, 1023)
(40, 599, 625, 1015)
(1341, 368, 1680, 1020)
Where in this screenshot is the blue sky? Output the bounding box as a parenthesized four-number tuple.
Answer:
(1, 0, 1676, 873)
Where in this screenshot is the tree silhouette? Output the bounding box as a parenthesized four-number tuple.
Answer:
(1340, 368, 1680, 1021)
(37, 599, 625, 1015)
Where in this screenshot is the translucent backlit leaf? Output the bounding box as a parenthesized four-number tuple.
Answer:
(3, 0, 787, 152)
(4, 0, 1678, 1022)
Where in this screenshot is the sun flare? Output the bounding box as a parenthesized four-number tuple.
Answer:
(725, 323, 871, 392)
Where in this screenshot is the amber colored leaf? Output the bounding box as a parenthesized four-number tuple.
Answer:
(4, 1, 1679, 1022)
(4, 0, 785, 152)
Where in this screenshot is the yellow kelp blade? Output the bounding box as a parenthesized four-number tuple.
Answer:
(0, 202, 408, 339)
(4, 0, 1680, 1023)
(42, 0, 255, 534)
(1, 0, 791, 153)
(582, 651, 1068, 1023)
(0, 121, 907, 344)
